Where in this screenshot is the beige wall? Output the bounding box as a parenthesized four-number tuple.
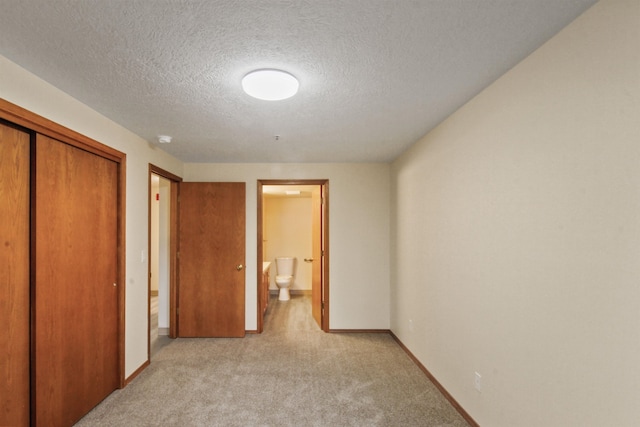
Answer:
(390, 0, 640, 425)
(185, 163, 391, 330)
(264, 196, 313, 291)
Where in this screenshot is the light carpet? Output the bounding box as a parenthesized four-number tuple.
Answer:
(75, 295, 469, 426)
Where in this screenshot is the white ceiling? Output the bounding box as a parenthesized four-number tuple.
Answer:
(0, 0, 597, 163)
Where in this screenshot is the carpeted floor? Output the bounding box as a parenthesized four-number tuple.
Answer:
(75, 294, 469, 426)
(150, 295, 172, 357)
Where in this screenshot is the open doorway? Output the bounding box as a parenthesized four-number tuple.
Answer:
(257, 180, 329, 333)
(148, 165, 181, 359)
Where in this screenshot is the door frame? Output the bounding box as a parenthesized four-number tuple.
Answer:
(148, 164, 181, 347)
(257, 179, 330, 332)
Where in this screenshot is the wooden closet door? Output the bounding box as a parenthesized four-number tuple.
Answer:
(33, 134, 119, 427)
(0, 122, 31, 427)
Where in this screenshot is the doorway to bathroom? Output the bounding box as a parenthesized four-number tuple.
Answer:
(148, 165, 181, 359)
(257, 180, 329, 333)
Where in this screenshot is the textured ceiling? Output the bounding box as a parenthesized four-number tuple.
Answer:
(0, 0, 597, 163)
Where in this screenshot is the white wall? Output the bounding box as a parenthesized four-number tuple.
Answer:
(150, 176, 160, 293)
(0, 55, 184, 378)
(390, 0, 640, 425)
(158, 177, 171, 329)
(185, 163, 391, 330)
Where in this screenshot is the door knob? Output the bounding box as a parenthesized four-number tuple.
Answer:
(236, 264, 244, 271)
(304, 258, 314, 263)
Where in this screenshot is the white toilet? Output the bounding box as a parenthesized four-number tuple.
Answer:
(275, 257, 295, 301)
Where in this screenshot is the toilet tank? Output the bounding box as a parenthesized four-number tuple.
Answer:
(275, 257, 295, 276)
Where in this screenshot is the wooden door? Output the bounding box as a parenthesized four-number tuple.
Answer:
(33, 134, 119, 427)
(0, 122, 31, 427)
(178, 182, 246, 337)
(311, 186, 323, 328)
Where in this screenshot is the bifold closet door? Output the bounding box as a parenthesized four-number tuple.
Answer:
(0, 122, 31, 427)
(33, 134, 119, 427)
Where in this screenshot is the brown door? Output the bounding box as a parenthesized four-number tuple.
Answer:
(178, 182, 246, 337)
(33, 134, 119, 427)
(0, 122, 31, 427)
(311, 186, 323, 328)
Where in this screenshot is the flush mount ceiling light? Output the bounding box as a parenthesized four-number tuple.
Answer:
(242, 69, 299, 101)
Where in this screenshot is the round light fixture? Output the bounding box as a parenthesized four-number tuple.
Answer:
(242, 69, 299, 101)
